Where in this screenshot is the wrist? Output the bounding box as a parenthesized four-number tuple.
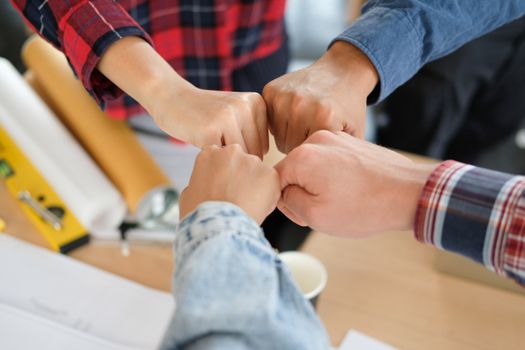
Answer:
(389, 162, 437, 231)
(323, 41, 379, 98)
(144, 70, 195, 119)
(97, 36, 195, 117)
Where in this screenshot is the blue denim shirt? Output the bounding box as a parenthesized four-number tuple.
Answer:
(334, 0, 525, 103)
(160, 202, 331, 350)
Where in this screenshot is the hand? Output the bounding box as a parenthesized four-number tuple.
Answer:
(180, 144, 281, 224)
(97, 37, 268, 158)
(275, 130, 436, 237)
(152, 88, 269, 158)
(263, 41, 378, 154)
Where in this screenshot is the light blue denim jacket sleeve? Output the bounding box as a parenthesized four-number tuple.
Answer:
(160, 202, 331, 350)
(334, 0, 525, 103)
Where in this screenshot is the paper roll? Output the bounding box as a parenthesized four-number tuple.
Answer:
(0, 58, 126, 236)
(23, 70, 59, 116)
(22, 36, 171, 213)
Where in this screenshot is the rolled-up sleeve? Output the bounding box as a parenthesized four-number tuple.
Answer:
(415, 160, 525, 285)
(161, 201, 330, 350)
(11, 0, 152, 105)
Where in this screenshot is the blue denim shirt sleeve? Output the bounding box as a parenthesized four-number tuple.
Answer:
(160, 201, 331, 350)
(333, 0, 525, 103)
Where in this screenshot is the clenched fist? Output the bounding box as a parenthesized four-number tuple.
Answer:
(275, 130, 436, 237)
(152, 88, 269, 159)
(263, 41, 378, 153)
(180, 144, 281, 224)
(97, 37, 269, 158)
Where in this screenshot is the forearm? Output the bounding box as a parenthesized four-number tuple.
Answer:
(334, 0, 525, 102)
(161, 202, 330, 350)
(415, 161, 525, 285)
(10, 0, 152, 105)
(96, 36, 193, 118)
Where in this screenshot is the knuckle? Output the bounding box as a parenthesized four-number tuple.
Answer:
(291, 143, 318, 162)
(293, 90, 310, 102)
(233, 97, 247, 109)
(202, 145, 217, 153)
(247, 92, 264, 103)
(247, 154, 263, 167)
(317, 114, 334, 130)
(218, 102, 237, 116)
(263, 80, 278, 96)
(315, 103, 335, 129)
(236, 99, 257, 117)
(254, 111, 267, 127)
(221, 113, 240, 130)
(290, 94, 306, 114)
(203, 126, 221, 144)
(253, 95, 267, 114)
(272, 98, 287, 116)
(227, 143, 244, 153)
(262, 87, 272, 101)
(308, 129, 334, 143)
(263, 80, 274, 90)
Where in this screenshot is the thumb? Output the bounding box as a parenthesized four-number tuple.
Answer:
(274, 149, 309, 190)
(278, 185, 313, 226)
(277, 199, 307, 227)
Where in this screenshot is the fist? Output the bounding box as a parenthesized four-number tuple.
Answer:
(180, 144, 281, 224)
(275, 130, 435, 237)
(263, 42, 378, 154)
(154, 89, 269, 159)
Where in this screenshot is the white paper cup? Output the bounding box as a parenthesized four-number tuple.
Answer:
(279, 251, 328, 308)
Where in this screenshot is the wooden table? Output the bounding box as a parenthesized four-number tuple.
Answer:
(2, 147, 525, 349)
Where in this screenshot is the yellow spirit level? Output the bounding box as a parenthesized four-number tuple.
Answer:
(0, 126, 89, 253)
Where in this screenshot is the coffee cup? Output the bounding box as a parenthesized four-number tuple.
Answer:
(278, 251, 328, 308)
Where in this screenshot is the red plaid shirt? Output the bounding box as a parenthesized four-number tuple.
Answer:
(12, 0, 286, 119)
(415, 160, 525, 285)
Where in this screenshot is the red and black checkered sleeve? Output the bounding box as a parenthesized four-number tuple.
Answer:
(10, 0, 152, 106)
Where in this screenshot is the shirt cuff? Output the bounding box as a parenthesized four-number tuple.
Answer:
(414, 160, 525, 283)
(175, 201, 269, 265)
(331, 6, 422, 104)
(58, 0, 152, 107)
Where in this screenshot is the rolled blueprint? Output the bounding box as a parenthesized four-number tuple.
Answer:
(22, 36, 173, 214)
(0, 58, 126, 237)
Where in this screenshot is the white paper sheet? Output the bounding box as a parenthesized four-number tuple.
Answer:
(0, 59, 126, 236)
(0, 234, 174, 349)
(338, 330, 397, 350)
